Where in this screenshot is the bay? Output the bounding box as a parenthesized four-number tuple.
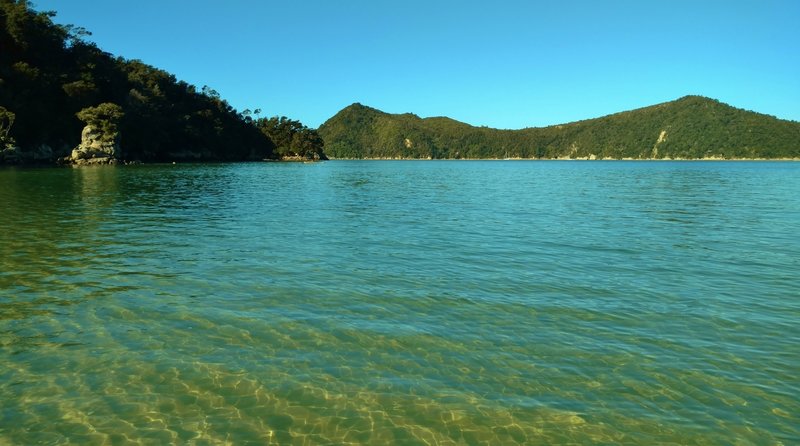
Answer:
(1, 161, 798, 444)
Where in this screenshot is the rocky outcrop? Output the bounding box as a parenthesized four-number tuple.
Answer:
(69, 124, 120, 164)
(279, 151, 327, 162)
(68, 103, 124, 165)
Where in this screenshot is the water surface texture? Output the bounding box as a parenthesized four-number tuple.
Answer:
(1, 161, 798, 445)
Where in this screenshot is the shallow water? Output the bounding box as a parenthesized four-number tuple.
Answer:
(1, 161, 798, 445)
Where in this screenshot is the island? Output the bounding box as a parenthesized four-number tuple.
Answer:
(318, 97, 800, 160)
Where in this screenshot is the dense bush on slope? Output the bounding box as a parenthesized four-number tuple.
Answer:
(319, 97, 800, 159)
(0, 0, 276, 163)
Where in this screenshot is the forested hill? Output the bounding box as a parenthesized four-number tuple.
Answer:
(318, 97, 800, 160)
(0, 1, 325, 164)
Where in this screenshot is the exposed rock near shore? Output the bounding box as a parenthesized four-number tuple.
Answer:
(63, 126, 119, 165)
(280, 152, 328, 162)
(62, 103, 126, 165)
(68, 124, 121, 165)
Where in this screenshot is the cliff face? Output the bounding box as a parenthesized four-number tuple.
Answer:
(318, 97, 800, 160)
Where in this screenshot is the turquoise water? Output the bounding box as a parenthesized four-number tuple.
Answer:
(1, 161, 798, 445)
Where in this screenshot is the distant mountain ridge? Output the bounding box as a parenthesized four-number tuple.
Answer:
(318, 96, 800, 160)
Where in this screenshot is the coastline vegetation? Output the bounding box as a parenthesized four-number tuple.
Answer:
(0, 0, 323, 164)
(255, 116, 326, 161)
(319, 98, 800, 160)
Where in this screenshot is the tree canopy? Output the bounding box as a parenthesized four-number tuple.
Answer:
(256, 116, 326, 160)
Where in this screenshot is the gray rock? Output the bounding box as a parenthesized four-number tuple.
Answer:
(31, 144, 53, 161)
(72, 156, 118, 166)
(70, 124, 121, 163)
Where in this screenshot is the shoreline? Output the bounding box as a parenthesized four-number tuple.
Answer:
(326, 157, 800, 161)
(3, 157, 799, 168)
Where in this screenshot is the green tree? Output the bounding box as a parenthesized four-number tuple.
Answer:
(76, 102, 124, 136)
(256, 116, 325, 159)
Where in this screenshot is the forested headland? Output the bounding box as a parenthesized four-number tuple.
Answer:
(0, 0, 325, 164)
(319, 97, 800, 160)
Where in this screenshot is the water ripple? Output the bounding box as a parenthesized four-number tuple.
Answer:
(1, 161, 798, 444)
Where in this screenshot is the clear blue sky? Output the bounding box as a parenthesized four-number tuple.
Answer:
(34, 0, 800, 129)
